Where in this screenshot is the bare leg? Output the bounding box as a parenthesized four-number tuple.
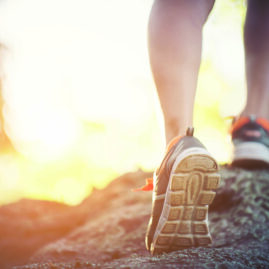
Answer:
(148, 0, 215, 143)
(242, 0, 269, 119)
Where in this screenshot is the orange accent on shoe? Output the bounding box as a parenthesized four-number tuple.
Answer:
(230, 117, 250, 134)
(257, 118, 269, 133)
(156, 135, 182, 175)
(166, 136, 181, 153)
(135, 136, 182, 192)
(133, 177, 153, 191)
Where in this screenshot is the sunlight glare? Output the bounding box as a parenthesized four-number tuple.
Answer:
(0, 0, 247, 205)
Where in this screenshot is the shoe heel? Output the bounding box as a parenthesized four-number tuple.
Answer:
(151, 153, 220, 253)
(171, 154, 220, 247)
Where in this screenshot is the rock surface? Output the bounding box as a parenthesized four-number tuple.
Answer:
(0, 167, 269, 269)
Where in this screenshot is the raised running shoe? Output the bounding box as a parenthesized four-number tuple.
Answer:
(231, 115, 269, 168)
(141, 127, 220, 255)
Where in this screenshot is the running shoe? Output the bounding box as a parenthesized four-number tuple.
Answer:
(142, 127, 220, 255)
(231, 115, 269, 168)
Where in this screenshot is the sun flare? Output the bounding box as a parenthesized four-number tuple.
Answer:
(0, 0, 246, 205)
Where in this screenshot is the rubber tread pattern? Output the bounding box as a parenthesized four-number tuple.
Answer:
(151, 154, 220, 255)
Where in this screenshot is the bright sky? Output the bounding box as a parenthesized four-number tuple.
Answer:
(0, 0, 156, 159)
(0, 0, 246, 205)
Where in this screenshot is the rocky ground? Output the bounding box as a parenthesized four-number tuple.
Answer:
(0, 166, 269, 269)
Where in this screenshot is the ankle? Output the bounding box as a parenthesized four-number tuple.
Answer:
(165, 118, 193, 144)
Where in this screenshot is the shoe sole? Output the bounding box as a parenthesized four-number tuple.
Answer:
(232, 142, 269, 168)
(151, 148, 220, 255)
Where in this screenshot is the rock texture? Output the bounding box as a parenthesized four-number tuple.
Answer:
(0, 167, 269, 269)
